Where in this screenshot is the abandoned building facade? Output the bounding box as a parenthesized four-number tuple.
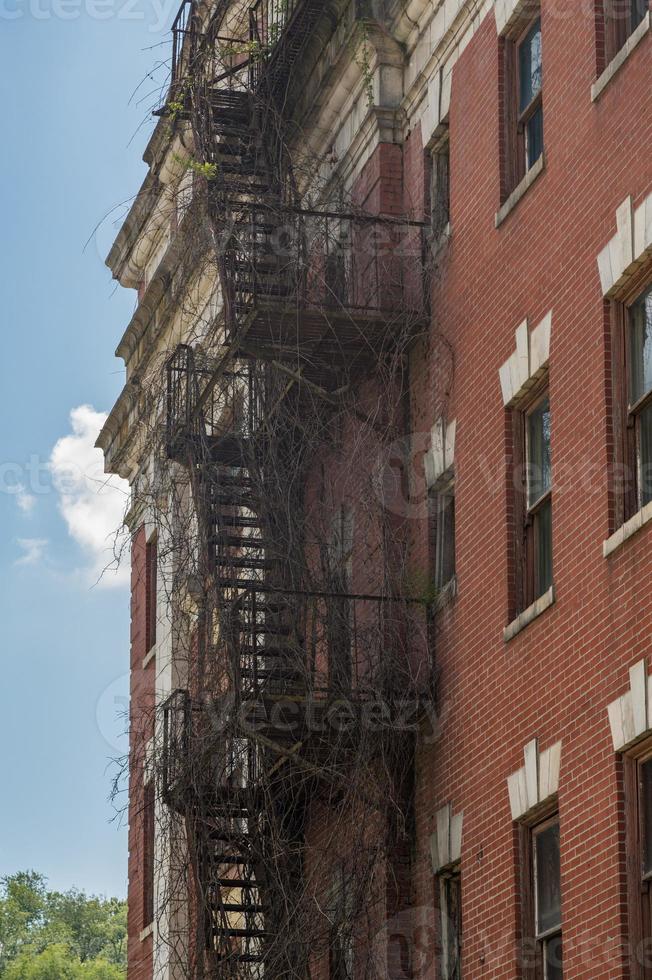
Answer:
(98, 0, 652, 976)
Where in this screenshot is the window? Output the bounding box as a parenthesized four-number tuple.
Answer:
(525, 394, 552, 599)
(624, 753, 652, 977)
(611, 285, 652, 525)
(329, 869, 353, 980)
(629, 287, 652, 508)
(520, 815, 562, 979)
(510, 386, 552, 615)
(600, 0, 649, 67)
(145, 537, 158, 653)
(328, 506, 353, 693)
(142, 780, 155, 928)
(428, 135, 450, 240)
(518, 19, 543, 173)
(429, 469, 456, 594)
(439, 869, 462, 980)
(501, 9, 543, 198)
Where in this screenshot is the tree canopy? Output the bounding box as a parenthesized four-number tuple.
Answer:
(0, 873, 126, 980)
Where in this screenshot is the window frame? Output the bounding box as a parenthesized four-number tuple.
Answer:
(519, 810, 562, 980)
(328, 867, 354, 980)
(145, 536, 158, 654)
(428, 467, 456, 597)
(516, 17, 543, 176)
(610, 281, 652, 528)
(500, 5, 543, 200)
(623, 747, 652, 979)
(427, 132, 451, 242)
(532, 815, 562, 978)
(628, 286, 652, 511)
(328, 505, 354, 693)
(600, 0, 649, 68)
(438, 865, 462, 980)
(509, 377, 553, 618)
(524, 391, 552, 604)
(142, 779, 156, 929)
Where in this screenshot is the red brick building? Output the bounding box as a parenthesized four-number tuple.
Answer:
(99, 0, 652, 977)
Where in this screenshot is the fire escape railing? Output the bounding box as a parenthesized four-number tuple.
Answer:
(166, 345, 265, 459)
(161, 589, 423, 801)
(223, 206, 430, 340)
(170, 0, 196, 96)
(167, 0, 323, 98)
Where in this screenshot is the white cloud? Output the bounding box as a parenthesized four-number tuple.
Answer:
(15, 538, 48, 566)
(16, 486, 36, 515)
(49, 405, 130, 588)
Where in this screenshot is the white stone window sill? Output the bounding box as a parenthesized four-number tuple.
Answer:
(504, 586, 555, 642)
(142, 643, 157, 669)
(495, 154, 546, 228)
(592, 12, 651, 102)
(603, 499, 652, 557)
(140, 923, 154, 942)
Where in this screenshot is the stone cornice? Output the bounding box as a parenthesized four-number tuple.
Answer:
(114, 196, 209, 366)
(106, 124, 192, 288)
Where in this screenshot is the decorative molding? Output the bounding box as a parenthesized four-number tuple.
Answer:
(507, 737, 561, 822)
(493, 0, 538, 36)
(430, 803, 463, 872)
(607, 660, 652, 753)
(498, 310, 552, 407)
(424, 418, 456, 488)
(597, 193, 652, 297)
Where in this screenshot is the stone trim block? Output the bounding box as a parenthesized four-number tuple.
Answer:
(430, 803, 463, 872)
(499, 311, 552, 407)
(598, 192, 652, 296)
(507, 737, 562, 821)
(494, 0, 538, 36)
(607, 659, 652, 752)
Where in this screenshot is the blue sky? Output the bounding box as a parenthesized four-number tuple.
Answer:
(0, 0, 174, 898)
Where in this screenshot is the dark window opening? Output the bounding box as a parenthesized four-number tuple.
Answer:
(629, 286, 652, 508)
(520, 815, 562, 979)
(428, 470, 456, 595)
(611, 284, 652, 526)
(428, 136, 450, 240)
(510, 384, 552, 616)
(143, 781, 155, 928)
(600, 0, 649, 68)
(329, 869, 353, 980)
(146, 537, 158, 653)
(439, 869, 462, 980)
(623, 752, 652, 978)
(526, 394, 553, 601)
(328, 506, 353, 693)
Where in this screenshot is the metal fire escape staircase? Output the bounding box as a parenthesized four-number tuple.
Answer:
(164, 343, 310, 973)
(159, 1, 431, 973)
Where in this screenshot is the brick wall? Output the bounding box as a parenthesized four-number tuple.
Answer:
(127, 526, 155, 980)
(407, 6, 652, 979)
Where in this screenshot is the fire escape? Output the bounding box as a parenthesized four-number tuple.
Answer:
(158, 0, 431, 974)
